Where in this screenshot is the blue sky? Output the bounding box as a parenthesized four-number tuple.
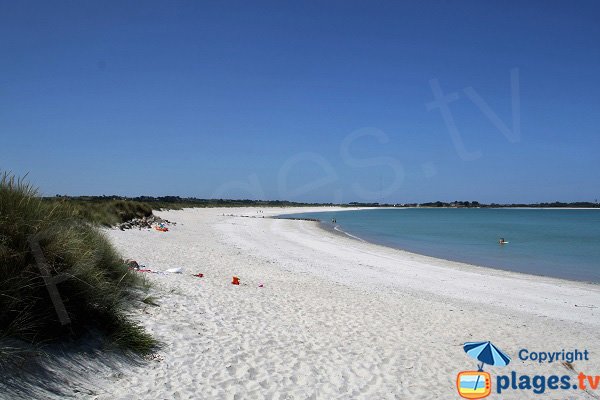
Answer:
(1, 1, 599, 203)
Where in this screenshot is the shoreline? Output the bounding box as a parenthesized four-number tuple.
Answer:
(322, 220, 600, 286)
(206, 207, 599, 325)
(277, 207, 600, 289)
(276, 207, 600, 286)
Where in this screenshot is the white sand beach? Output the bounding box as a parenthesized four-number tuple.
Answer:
(81, 207, 599, 399)
(23, 206, 598, 399)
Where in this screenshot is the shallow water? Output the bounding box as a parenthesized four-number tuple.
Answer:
(283, 208, 600, 283)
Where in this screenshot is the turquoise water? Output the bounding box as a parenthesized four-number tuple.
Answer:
(283, 208, 600, 283)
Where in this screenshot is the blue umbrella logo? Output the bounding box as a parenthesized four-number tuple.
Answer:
(462, 341, 511, 395)
(464, 341, 511, 370)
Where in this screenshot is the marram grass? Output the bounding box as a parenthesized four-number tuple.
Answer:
(0, 173, 157, 368)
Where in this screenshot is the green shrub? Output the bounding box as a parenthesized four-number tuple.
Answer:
(56, 199, 154, 227)
(0, 173, 157, 367)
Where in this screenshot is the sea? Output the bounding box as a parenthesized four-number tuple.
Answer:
(282, 208, 600, 283)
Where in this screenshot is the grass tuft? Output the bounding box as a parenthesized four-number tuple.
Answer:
(142, 296, 159, 307)
(0, 172, 158, 368)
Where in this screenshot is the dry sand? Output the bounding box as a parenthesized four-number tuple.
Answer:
(8, 207, 600, 399)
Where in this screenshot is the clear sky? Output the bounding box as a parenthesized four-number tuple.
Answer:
(1, 1, 599, 203)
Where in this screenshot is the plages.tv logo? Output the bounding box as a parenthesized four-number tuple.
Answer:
(456, 341, 511, 399)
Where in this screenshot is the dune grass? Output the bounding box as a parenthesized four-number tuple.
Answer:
(142, 296, 160, 306)
(0, 173, 157, 369)
(47, 198, 154, 227)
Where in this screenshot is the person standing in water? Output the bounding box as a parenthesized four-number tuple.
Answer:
(499, 238, 507, 245)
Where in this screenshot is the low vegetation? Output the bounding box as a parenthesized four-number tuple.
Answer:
(0, 173, 157, 370)
(47, 198, 154, 227)
(49, 196, 600, 221)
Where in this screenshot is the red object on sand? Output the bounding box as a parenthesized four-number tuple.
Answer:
(194, 273, 204, 278)
(232, 276, 240, 285)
